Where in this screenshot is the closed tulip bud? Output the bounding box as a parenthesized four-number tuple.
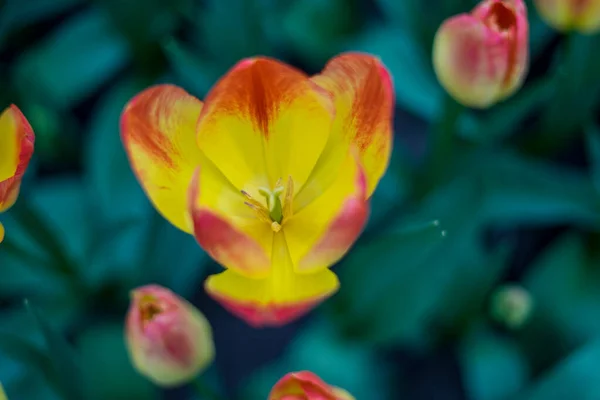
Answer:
(534, 0, 600, 33)
(269, 371, 355, 400)
(125, 285, 215, 387)
(433, 0, 529, 108)
(490, 284, 533, 329)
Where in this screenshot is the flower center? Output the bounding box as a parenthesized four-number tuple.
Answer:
(139, 295, 163, 325)
(242, 177, 294, 232)
(485, 2, 516, 32)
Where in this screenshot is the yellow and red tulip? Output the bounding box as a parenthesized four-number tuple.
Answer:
(125, 285, 215, 387)
(534, 0, 600, 33)
(268, 371, 355, 400)
(120, 53, 394, 327)
(0, 105, 35, 243)
(433, 0, 529, 108)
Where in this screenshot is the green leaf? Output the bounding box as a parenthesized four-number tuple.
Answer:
(460, 323, 529, 400)
(83, 77, 150, 224)
(0, 333, 55, 388)
(161, 38, 220, 98)
(0, 0, 84, 45)
(539, 34, 600, 145)
(514, 340, 600, 400)
(280, 0, 359, 66)
(458, 78, 553, 143)
(520, 234, 600, 368)
(476, 151, 600, 227)
(585, 123, 600, 196)
(143, 214, 208, 296)
(346, 25, 442, 121)
(25, 301, 89, 400)
(334, 178, 484, 347)
(9, 196, 80, 280)
(76, 323, 158, 400)
(373, 0, 472, 50)
(13, 7, 130, 109)
(194, 0, 274, 67)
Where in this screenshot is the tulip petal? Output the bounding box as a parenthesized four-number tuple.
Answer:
(204, 232, 339, 327)
(304, 52, 393, 201)
(0, 105, 34, 212)
(577, 0, 600, 32)
(188, 167, 273, 279)
(121, 85, 204, 233)
(534, 0, 577, 31)
(472, 0, 529, 99)
(196, 57, 333, 197)
(433, 14, 507, 108)
(0, 222, 5, 244)
(269, 371, 355, 400)
(285, 151, 368, 274)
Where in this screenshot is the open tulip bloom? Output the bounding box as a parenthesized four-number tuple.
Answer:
(121, 53, 394, 327)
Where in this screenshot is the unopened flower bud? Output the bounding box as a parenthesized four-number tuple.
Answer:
(269, 371, 355, 400)
(433, 0, 529, 108)
(490, 284, 533, 329)
(534, 0, 600, 34)
(125, 285, 215, 387)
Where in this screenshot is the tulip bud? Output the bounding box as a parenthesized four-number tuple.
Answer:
(433, 0, 529, 108)
(269, 371, 355, 400)
(534, 0, 600, 33)
(490, 284, 533, 329)
(125, 285, 215, 387)
(0, 382, 7, 400)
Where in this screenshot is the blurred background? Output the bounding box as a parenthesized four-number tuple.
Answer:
(1, 0, 600, 399)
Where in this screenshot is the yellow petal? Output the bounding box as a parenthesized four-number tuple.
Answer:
(0, 222, 4, 244)
(305, 52, 394, 201)
(120, 85, 203, 233)
(285, 151, 368, 274)
(534, 0, 578, 31)
(576, 0, 600, 33)
(0, 109, 19, 182)
(204, 232, 339, 327)
(0, 105, 35, 212)
(196, 57, 333, 197)
(188, 166, 274, 278)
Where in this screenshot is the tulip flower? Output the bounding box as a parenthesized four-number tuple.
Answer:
(125, 285, 215, 387)
(269, 371, 354, 400)
(433, 0, 529, 108)
(0, 105, 35, 243)
(121, 53, 394, 327)
(534, 0, 600, 33)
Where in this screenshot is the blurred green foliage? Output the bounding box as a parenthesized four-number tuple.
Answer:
(1, 0, 600, 399)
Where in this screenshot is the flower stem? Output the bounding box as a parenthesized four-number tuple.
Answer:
(414, 94, 464, 198)
(191, 377, 226, 400)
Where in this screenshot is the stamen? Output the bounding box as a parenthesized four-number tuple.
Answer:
(244, 201, 272, 224)
(241, 177, 293, 228)
(282, 176, 293, 223)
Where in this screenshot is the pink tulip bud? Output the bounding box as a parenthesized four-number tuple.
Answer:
(534, 0, 600, 33)
(125, 285, 215, 387)
(433, 0, 529, 108)
(268, 371, 355, 400)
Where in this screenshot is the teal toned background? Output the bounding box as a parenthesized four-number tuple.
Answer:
(1, 0, 600, 399)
